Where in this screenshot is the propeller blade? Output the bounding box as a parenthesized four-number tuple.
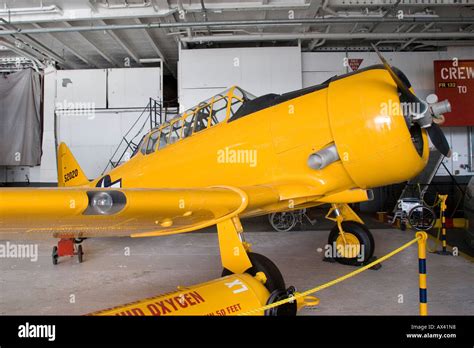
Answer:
(371, 44, 425, 110)
(427, 123, 451, 157)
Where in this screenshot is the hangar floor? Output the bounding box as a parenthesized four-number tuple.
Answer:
(1, 224, 473, 315)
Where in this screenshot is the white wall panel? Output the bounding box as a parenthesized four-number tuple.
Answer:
(56, 69, 107, 108)
(57, 110, 149, 179)
(108, 67, 161, 108)
(179, 88, 225, 113)
(301, 52, 346, 88)
(180, 49, 240, 89)
(179, 47, 302, 111)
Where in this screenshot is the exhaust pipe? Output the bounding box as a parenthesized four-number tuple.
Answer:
(307, 144, 340, 170)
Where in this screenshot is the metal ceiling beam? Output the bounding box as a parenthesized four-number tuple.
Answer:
(0, 2, 312, 25)
(301, 0, 323, 33)
(0, 36, 49, 68)
(0, 40, 45, 71)
(32, 23, 98, 68)
(162, 0, 189, 48)
(2, 17, 474, 37)
(87, 1, 99, 13)
(152, 0, 171, 11)
(0, 20, 73, 68)
(96, 20, 141, 64)
(329, 0, 474, 6)
(133, 18, 174, 77)
(400, 23, 435, 51)
(62, 22, 120, 67)
(14, 34, 71, 67)
(180, 31, 474, 42)
(369, 0, 401, 33)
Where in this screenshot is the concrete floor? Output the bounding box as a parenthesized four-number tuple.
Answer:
(0, 227, 473, 315)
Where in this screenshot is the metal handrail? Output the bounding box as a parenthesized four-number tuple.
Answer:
(101, 98, 177, 175)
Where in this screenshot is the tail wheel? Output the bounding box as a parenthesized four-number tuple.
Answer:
(328, 221, 375, 265)
(222, 252, 286, 292)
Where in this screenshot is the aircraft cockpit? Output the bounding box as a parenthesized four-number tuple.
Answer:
(134, 86, 256, 157)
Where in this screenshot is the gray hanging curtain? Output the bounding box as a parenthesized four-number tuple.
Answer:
(0, 69, 42, 166)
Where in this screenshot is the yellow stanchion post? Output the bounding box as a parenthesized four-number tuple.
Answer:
(239, 235, 424, 316)
(435, 195, 452, 256)
(416, 231, 428, 316)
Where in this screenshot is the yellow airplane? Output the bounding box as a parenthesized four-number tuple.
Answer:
(0, 49, 451, 292)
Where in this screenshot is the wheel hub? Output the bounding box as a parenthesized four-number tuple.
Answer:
(335, 233, 361, 258)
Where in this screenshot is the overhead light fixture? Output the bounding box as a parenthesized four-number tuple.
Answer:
(139, 58, 162, 63)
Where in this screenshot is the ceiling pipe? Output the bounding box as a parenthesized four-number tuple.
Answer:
(0, 5, 61, 16)
(0, 17, 474, 37)
(308, 25, 331, 50)
(97, 0, 154, 9)
(399, 22, 435, 51)
(181, 32, 474, 43)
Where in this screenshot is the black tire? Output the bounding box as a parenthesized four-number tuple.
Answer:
(328, 221, 374, 265)
(222, 252, 285, 292)
(52, 246, 58, 265)
(77, 245, 83, 263)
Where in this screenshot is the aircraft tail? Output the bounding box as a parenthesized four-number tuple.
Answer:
(57, 142, 89, 187)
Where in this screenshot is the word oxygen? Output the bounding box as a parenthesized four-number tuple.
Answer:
(217, 147, 258, 168)
(0, 241, 38, 262)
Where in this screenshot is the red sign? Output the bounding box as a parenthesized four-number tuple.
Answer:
(348, 59, 363, 72)
(434, 60, 474, 126)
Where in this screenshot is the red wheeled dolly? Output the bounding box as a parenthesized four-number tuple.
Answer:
(52, 238, 84, 265)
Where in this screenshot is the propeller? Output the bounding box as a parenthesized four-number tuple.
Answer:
(427, 124, 451, 158)
(371, 44, 452, 157)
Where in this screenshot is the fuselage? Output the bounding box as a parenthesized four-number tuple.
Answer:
(91, 65, 429, 216)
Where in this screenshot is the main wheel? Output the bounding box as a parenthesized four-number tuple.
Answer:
(222, 252, 286, 292)
(268, 212, 297, 232)
(408, 205, 436, 231)
(328, 221, 375, 265)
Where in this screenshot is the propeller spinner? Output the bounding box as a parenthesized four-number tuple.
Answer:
(371, 44, 452, 157)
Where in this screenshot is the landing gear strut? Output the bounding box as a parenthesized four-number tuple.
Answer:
(52, 238, 85, 265)
(217, 217, 287, 293)
(222, 252, 286, 292)
(217, 217, 298, 315)
(325, 203, 378, 267)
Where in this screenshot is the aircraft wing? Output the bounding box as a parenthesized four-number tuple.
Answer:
(0, 186, 250, 240)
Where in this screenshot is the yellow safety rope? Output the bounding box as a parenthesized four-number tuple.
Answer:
(240, 234, 422, 316)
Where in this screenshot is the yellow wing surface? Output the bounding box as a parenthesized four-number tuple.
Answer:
(0, 186, 249, 240)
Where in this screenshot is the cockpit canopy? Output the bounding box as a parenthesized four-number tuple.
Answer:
(136, 86, 256, 156)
